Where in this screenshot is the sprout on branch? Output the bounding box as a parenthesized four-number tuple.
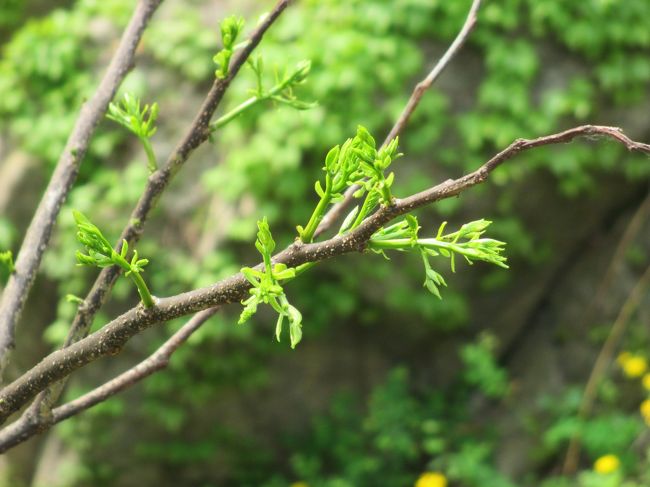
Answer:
(210, 59, 315, 132)
(298, 126, 401, 242)
(239, 218, 302, 348)
(369, 217, 508, 298)
(73, 210, 155, 308)
(213, 15, 245, 79)
(107, 93, 159, 173)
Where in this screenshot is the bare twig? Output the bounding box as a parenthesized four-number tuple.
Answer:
(0, 125, 647, 433)
(0, 308, 219, 451)
(21, 0, 293, 428)
(314, 0, 481, 238)
(562, 196, 650, 473)
(0, 0, 164, 380)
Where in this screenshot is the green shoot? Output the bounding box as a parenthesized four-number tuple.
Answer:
(73, 210, 155, 308)
(298, 126, 401, 242)
(107, 93, 159, 173)
(369, 217, 508, 298)
(239, 218, 302, 348)
(65, 294, 85, 305)
(213, 15, 245, 79)
(0, 250, 15, 284)
(211, 59, 314, 131)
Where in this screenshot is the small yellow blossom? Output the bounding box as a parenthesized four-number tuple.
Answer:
(594, 454, 620, 474)
(617, 352, 647, 378)
(415, 472, 447, 487)
(642, 373, 650, 391)
(641, 399, 650, 426)
(289, 483, 309, 487)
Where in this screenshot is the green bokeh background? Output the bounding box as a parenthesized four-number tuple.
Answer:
(1, 0, 649, 486)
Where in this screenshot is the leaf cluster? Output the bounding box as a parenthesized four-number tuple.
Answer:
(73, 210, 154, 308)
(369, 217, 508, 298)
(239, 218, 302, 348)
(298, 126, 401, 242)
(107, 93, 158, 140)
(210, 59, 315, 132)
(247, 57, 315, 110)
(107, 93, 159, 173)
(213, 15, 245, 79)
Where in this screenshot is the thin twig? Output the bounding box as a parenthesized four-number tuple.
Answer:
(0, 0, 164, 381)
(562, 196, 650, 474)
(21, 0, 293, 429)
(563, 265, 650, 472)
(0, 308, 219, 451)
(0, 125, 647, 432)
(314, 0, 481, 238)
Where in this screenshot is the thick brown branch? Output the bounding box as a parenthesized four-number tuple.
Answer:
(52, 308, 219, 422)
(314, 0, 481, 238)
(0, 0, 163, 380)
(0, 308, 219, 452)
(0, 125, 647, 429)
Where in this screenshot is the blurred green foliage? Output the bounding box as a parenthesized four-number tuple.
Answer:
(1, 0, 649, 486)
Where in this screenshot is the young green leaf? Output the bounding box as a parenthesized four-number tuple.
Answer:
(214, 15, 245, 79)
(107, 93, 159, 173)
(73, 210, 155, 308)
(369, 216, 508, 299)
(238, 219, 303, 348)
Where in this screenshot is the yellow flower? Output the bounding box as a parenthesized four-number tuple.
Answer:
(289, 483, 309, 487)
(415, 472, 447, 487)
(642, 373, 650, 391)
(594, 454, 620, 474)
(641, 399, 650, 426)
(617, 352, 647, 378)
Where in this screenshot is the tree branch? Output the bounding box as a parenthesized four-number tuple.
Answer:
(0, 125, 647, 430)
(0, 308, 219, 452)
(314, 0, 482, 238)
(0, 0, 164, 381)
(19, 0, 293, 431)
